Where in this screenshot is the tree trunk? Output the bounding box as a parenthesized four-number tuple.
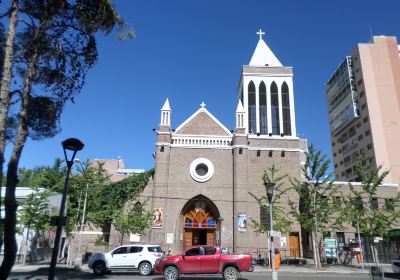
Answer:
(0, 0, 19, 257)
(311, 230, 321, 269)
(22, 228, 30, 265)
(0, 22, 44, 278)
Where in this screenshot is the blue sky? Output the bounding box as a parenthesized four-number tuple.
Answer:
(14, 0, 400, 171)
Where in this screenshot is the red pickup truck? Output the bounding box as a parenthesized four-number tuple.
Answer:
(154, 246, 253, 280)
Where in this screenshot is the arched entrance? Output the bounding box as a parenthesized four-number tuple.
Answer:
(181, 195, 220, 250)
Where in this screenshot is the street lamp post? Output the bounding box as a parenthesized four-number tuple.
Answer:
(48, 138, 84, 280)
(264, 182, 278, 280)
(74, 158, 89, 268)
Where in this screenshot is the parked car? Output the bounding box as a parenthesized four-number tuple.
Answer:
(154, 246, 253, 280)
(393, 258, 400, 273)
(88, 244, 163, 276)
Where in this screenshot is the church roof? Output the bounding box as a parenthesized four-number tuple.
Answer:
(175, 103, 232, 136)
(249, 38, 282, 67)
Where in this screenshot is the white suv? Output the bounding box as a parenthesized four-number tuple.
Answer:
(88, 244, 163, 276)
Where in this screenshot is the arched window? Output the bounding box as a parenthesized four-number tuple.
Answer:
(134, 202, 142, 214)
(248, 81, 256, 133)
(281, 82, 291, 135)
(271, 82, 280, 135)
(259, 82, 267, 135)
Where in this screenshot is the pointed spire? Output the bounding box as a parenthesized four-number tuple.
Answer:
(249, 30, 282, 67)
(161, 98, 171, 111)
(160, 98, 171, 127)
(236, 100, 245, 113)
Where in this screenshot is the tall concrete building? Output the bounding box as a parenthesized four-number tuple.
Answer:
(326, 36, 400, 183)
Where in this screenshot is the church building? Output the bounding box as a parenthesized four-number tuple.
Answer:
(138, 30, 308, 256)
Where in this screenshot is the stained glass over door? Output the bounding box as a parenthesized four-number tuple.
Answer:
(184, 209, 216, 228)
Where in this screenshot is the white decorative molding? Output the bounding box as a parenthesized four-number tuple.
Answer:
(190, 158, 214, 183)
(171, 136, 232, 147)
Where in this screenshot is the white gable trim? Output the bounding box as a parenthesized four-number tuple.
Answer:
(175, 108, 232, 136)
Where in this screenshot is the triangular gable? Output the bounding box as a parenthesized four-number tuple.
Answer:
(175, 108, 232, 136)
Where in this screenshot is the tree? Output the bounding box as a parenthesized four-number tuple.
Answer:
(342, 154, 400, 264)
(87, 169, 155, 243)
(17, 187, 52, 265)
(288, 144, 342, 269)
(114, 202, 153, 245)
(249, 165, 293, 235)
(0, 1, 128, 277)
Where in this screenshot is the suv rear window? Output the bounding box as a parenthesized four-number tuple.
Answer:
(148, 246, 163, 253)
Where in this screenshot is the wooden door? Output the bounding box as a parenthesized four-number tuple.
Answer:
(184, 229, 193, 251)
(206, 230, 215, 246)
(289, 234, 300, 257)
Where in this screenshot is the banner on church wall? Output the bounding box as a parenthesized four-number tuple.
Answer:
(238, 213, 247, 232)
(152, 208, 163, 228)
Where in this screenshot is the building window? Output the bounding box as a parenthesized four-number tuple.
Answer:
(271, 82, 280, 135)
(336, 232, 345, 245)
(363, 116, 368, 123)
(357, 79, 363, 86)
(361, 103, 366, 110)
(334, 164, 338, 168)
(189, 158, 215, 183)
(359, 91, 365, 97)
(281, 82, 291, 136)
(367, 143, 373, 150)
(385, 199, 395, 211)
(333, 152, 337, 157)
(356, 122, 361, 128)
(365, 130, 370, 136)
(358, 135, 363, 141)
(260, 206, 268, 227)
(370, 198, 378, 209)
(248, 81, 256, 133)
(259, 82, 268, 135)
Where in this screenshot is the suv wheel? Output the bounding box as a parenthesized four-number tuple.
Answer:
(92, 261, 107, 275)
(139, 261, 152, 276)
(164, 266, 179, 280)
(223, 266, 238, 280)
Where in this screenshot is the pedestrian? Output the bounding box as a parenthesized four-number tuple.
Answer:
(59, 243, 69, 264)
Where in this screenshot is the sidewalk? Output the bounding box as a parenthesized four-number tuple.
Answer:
(252, 263, 393, 274)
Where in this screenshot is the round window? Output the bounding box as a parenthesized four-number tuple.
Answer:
(195, 163, 208, 176)
(190, 158, 214, 182)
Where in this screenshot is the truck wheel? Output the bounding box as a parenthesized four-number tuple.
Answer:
(164, 266, 179, 280)
(92, 261, 106, 275)
(139, 261, 152, 276)
(223, 266, 238, 280)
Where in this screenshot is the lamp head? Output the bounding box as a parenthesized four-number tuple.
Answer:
(264, 182, 275, 204)
(62, 138, 84, 152)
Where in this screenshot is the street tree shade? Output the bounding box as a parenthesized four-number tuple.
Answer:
(48, 138, 84, 280)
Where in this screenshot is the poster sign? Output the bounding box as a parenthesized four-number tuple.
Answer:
(237, 213, 247, 232)
(280, 237, 287, 247)
(323, 237, 337, 258)
(129, 233, 140, 242)
(166, 233, 174, 244)
(152, 208, 163, 228)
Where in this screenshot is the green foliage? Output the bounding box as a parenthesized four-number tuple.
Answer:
(249, 165, 293, 234)
(342, 153, 400, 237)
(18, 187, 52, 233)
(94, 235, 109, 246)
(17, 158, 65, 191)
(114, 202, 153, 244)
(66, 160, 110, 233)
(288, 144, 342, 233)
(86, 168, 154, 230)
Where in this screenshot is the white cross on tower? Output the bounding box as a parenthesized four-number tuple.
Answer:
(256, 29, 265, 40)
(200, 101, 206, 108)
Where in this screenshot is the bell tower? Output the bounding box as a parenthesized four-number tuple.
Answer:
(238, 29, 297, 138)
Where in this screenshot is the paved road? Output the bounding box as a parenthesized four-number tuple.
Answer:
(9, 269, 400, 280)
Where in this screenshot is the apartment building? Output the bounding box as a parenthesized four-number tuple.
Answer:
(326, 36, 400, 183)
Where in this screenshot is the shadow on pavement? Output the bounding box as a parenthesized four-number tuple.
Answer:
(10, 267, 103, 280)
(384, 272, 400, 279)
